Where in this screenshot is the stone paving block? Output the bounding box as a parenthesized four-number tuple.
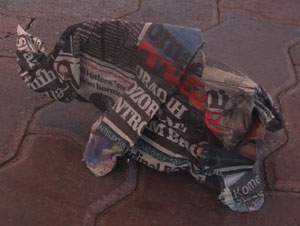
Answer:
(286, 43, 300, 141)
(0, 135, 127, 226)
(203, 13, 300, 98)
(29, 101, 102, 144)
(221, 0, 300, 25)
(0, 13, 30, 38)
(265, 83, 300, 191)
(123, 0, 219, 30)
(0, 58, 48, 165)
(97, 166, 300, 226)
(0, 0, 139, 20)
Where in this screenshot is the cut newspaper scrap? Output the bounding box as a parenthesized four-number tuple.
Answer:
(16, 20, 285, 212)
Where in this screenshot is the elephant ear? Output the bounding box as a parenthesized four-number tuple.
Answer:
(17, 25, 45, 53)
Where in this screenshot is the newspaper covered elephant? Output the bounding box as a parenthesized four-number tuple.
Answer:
(16, 19, 285, 212)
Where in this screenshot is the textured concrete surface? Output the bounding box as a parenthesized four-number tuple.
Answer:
(0, 0, 300, 225)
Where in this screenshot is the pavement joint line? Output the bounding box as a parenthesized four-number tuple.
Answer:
(216, 0, 221, 26)
(82, 161, 138, 226)
(95, 163, 141, 226)
(27, 128, 86, 150)
(95, 189, 139, 226)
(0, 55, 16, 58)
(96, 161, 144, 226)
(276, 40, 300, 124)
(264, 186, 300, 194)
(219, 6, 300, 26)
(25, 17, 36, 30)
(199, 0, 222, 33)
(115, 0, 142, 19)
(0, 33, 15, 39)
(25, 133, 85, 150)
(262, 128, 289, 189)
(262, 38, 300, 190)
(0, 100, 54, 170)
(0, 15, 35, 39)
(0, 133, 86, 174)
(265, 189, 300, 195)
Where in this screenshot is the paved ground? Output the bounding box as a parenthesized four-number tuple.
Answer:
(0, 0, 299, 225)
